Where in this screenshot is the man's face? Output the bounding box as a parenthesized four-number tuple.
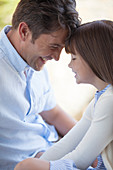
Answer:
(21, 29, 68, 71)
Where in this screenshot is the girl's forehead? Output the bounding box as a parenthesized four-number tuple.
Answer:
(71, 54, 75, 58)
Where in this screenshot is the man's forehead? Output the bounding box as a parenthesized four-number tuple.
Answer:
(36, 29, 68, 47)
(50, 29, 68, 37)
(50, 30, 68, 44)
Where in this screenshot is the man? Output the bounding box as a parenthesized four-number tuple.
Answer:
(0, 0, 80, 169)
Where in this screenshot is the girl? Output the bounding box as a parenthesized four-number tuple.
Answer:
(15, 20, 113, 170)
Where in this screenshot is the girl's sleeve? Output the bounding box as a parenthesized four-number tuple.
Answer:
(61, 96, 113, 169)
(40, 101, 92, 160)
(50, 159, 78, 170)
(41, 96, 113, 169)
(50, 159, 94, 170)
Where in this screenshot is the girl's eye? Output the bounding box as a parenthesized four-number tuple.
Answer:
(72, 58, 76, 60)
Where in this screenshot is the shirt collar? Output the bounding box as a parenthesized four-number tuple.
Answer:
(0, 25, 28, 73)
(95, 84, 111, 105)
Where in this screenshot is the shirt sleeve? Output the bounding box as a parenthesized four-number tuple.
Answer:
(50, 159, 78, 170)
(50, 160, 95, 170)
(40, 102, 92, 160)
(61, 95, 113, 169)
(40, 95, 113, 169)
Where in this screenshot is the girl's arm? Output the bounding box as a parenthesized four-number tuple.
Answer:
(40, 101, 92, 161)
(41, 96, 113, 169)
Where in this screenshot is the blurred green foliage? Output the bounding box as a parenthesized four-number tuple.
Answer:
(0, 0, 19, 30)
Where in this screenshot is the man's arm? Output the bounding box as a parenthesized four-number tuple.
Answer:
(39, 104, 77, 137)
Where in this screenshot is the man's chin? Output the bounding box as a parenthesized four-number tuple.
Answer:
(34, 65, 44, 71)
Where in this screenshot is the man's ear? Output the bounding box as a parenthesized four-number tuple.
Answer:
(18, 22, 30, 41)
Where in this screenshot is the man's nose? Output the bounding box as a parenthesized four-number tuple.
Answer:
(52, 49, 62, 61)
(52, 54, 60, 61)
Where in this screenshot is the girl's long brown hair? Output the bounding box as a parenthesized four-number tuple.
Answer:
(66, 20, 113, 85)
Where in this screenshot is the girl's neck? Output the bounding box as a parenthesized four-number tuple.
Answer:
(92, 77, 109, 91)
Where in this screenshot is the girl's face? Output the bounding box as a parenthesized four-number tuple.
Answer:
(68, 50, 96, 85)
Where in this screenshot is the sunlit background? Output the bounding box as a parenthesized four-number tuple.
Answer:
(0, 0, 113, 120)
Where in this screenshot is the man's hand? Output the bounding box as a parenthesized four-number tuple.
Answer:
(35, 152, 44, 158)
(92, 158, 98, 168)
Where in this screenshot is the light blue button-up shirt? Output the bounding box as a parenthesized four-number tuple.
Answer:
(0, 26, 58, 170)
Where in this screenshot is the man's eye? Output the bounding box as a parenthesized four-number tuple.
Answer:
(50, 46, 58, 49)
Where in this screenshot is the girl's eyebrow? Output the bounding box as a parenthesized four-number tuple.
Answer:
(71, 54, 76, 59)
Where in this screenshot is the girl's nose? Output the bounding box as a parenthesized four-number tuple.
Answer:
(68, 61, 72, 68)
